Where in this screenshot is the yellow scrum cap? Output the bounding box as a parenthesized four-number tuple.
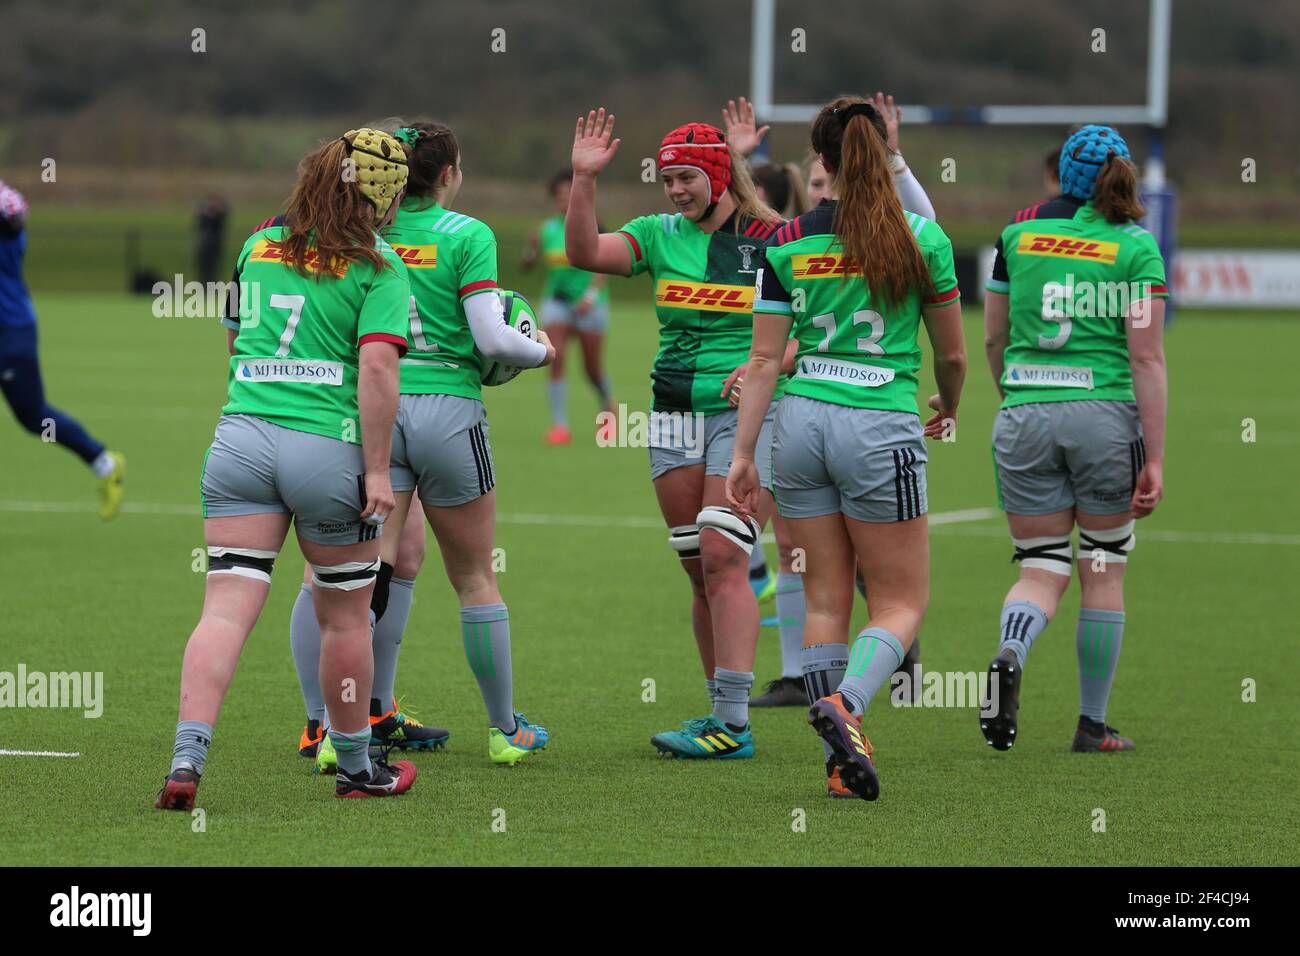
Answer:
(342, 128, 409, 217)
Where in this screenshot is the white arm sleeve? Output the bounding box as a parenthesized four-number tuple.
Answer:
(464, 291, 548, 368)
(895, 166, 937, 221)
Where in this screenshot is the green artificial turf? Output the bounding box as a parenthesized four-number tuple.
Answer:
(0, 294, 1296, 865)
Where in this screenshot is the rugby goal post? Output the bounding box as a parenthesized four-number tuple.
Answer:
(748, 0, 1175, 301)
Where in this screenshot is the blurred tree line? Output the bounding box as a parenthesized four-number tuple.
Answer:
(0, 0, 1296, 194)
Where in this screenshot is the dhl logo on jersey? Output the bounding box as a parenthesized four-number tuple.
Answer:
(790, 253, 862, 280)
(1017, 233, 1119, 265)
(544, 250, 569, 267)
(248, 239, 349, 276)
(390, 244, 438, 269)
(654, 280, 754, 313)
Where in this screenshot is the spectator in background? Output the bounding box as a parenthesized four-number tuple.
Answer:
(195, 192, 228, 285)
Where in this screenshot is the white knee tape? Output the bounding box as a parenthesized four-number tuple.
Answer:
(696, 506, 760, 556)
(312, 557, 382, 591)
(669, 524, 701, 560)
(1011, 536, 1073, 576)
(1078, 521, 1135, 563)
(207, 547, 278, 584)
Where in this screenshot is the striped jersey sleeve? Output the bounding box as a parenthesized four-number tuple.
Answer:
(615, 215, 661, 277)
(453, 217, 500, 301)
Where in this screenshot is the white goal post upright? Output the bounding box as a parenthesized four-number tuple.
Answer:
(749, 0, 1176, 297)
(749, 0, 1170, 181)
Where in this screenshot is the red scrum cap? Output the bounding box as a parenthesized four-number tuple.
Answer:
(657, 123, 731, 204)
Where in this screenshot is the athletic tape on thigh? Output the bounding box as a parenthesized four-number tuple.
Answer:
(312, 557, 382, 591)
(207, 547, 278, 584)
(669, 524, 701, 560)
(697, 506, 760, 556)
(1078, 520, 1136, 563)
(1011, 536, 1073, 576)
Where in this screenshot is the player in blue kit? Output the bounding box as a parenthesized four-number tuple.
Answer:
(0, 179, 124, 517)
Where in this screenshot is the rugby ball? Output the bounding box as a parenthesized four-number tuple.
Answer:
(480, 289, 539, 387)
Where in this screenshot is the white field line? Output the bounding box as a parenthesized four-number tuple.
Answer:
(0, 499, 1296, 546)
(0, 749, 82, 758)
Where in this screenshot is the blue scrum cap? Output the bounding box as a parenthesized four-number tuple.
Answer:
(1059, 125, 1131, 201)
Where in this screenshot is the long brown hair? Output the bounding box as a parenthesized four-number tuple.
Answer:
(1090, 155, 1146, 224)
(727, 146, 783, 230)
(810, 95, 932, 305)
(281, 134, 392, 279)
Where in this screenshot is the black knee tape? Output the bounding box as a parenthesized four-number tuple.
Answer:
(370, 561, 395, 621)
(207, 547, 278, 584)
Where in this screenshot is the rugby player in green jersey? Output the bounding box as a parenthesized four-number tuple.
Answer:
(567, 108, 789, 759)
(728, 96, 967, 799)
(522, 168, 614, 446)
(156, 129, 418, 808)
(724, 93, 933, 708)
(980, 125, 1167, 755)
(290, 120, 557, 771)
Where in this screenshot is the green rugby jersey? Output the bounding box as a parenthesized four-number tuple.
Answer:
(986, 195, 1168, 408)
(539, 215, 608, 305)
(382, 197, 501, 399)
(617, 210, 784, 415)
(221, 217, 410, 443)
(753, 200, 959, 413)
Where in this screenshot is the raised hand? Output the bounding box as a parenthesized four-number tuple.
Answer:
(871, 91, 902, 154)
(572, 108, 621, 177)
(722, 96, 770, 158)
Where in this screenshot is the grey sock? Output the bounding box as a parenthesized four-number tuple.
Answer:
(329, 726, 372, 776)
(547, 381, 568, 428)
(371, 577, 413, 707)
(461, 604, 515, 732)
(705, 677, 718, 707)
(838, 628, 905, 717)
(171, 720, 213, 775)
(998, 600, 1050, 667)
(776, 574, 806, 679)
(593, 375, 613, 407)
(1077, 608, 1125, 722)
(712, 668, 753, 729)
(289, 584, 326, 726)
(802, 643, 848, 758)
(748, 544, 768, 577)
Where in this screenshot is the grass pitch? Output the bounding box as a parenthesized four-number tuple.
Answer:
(0, 293, 1296, 865)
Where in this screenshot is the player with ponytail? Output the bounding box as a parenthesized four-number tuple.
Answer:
(723, 94, 933, 707)
(980, 125, 1167, 756)
(727, 95, 966, 799)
